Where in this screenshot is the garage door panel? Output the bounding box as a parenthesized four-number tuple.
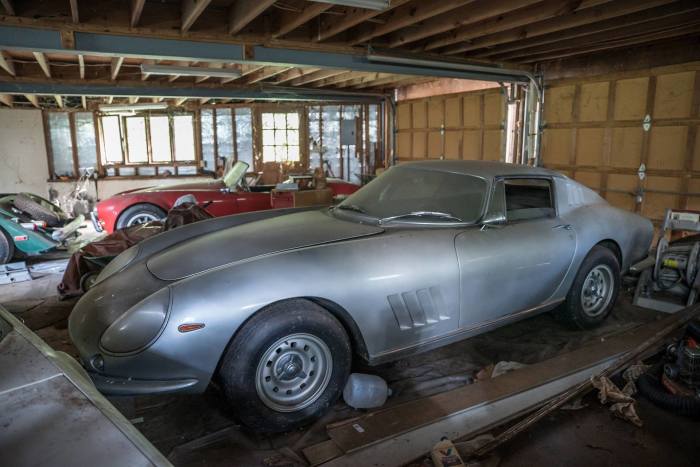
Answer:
(654, 71, 695, 119)
(542, 129, 571, 165)
(694, 127, 700, 171)
(611, 127, 643, 168)
(544, 85, 575, 123)
(614, 77, 649, 121)
(643, 176, 682, 220)
(412, 131, 427, 159)
(445, 130, 461, 159)
(463, 94, 481, 127)
(445, 97, 461, 127)
(412, 101, 427, 129)
(483, 130, 502, 161)
(462, 130, 480, 160)
(483, 93, 503, 126)
(574, 171, 602, 191)
(606, 192, 636, 211)
(579, 82, 609, 122)
(397, 104, 411, 130)
(607, 173, 639, 192)
(397, 132, 411, 158)
(428, 100, 444, 128)
(428, 131, 442, 158)
(576, 128, 605, 166)
(648, 126, 688, 170)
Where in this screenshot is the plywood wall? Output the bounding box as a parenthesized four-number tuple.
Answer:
(396, 89, 505, 162)
(541, 62, 700, 223)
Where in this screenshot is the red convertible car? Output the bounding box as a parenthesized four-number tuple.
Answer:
(93, 162, 359, 233)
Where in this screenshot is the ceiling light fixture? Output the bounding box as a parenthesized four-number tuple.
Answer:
(310, 0, 390, 10)
(140, 64, 241, 79)
(98, 103, 169, 112)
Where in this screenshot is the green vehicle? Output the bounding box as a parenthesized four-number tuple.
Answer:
(0, 193, 82, 265)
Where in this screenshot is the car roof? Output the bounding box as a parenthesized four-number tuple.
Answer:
(396, 160, 563, 179)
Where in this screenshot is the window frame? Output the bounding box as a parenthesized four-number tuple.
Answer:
(261, 110, 302, 164)
(495, 176, 558, 223)
(44, 109, 102, 181)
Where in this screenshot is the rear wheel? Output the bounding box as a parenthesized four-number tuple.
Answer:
(219, 299, 351, 432)
(0, 228, 13, 264)
(558, 245, 620, 329)
(116, 204, 166, 230)
(13, 193, 63, 227)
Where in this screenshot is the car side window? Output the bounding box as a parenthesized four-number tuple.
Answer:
(504, 178, 555, 222)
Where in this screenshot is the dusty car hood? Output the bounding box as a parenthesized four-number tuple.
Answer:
(146, 210, 383, 280)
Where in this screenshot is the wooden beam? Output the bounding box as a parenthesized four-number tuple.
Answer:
(78, 54, 85, 79)
(110, 56, 124, 80)
(25, 94, 39, 108)
(443, 0, 675, 55)
(312, 71, 368, 87)
(244, 66, 293, 84)
(315, 0, 411, 42)
(130, 0, 146, 27)
(194, 62, 223, 83)
(221, 64, 261, 84)
(383, 0, 541, 48)
(69, 0, 79, 23)
(33, 52, 51, 78)
(181, 0, 212, 33)
(421, 0, 586, 52)
(0, 0, 14, 16)
(350, 0, 474, 46)
(476, 1, 700, 59)
(128, 96, 139, 103)
(273, 3, 332, 39)
(0, 50, 15, 76)
(0, 94, 12, 107)
(286, 69, 347, 86)
(273, 67, 321, 84)
(81, 95, 87, 109)
(228, 0, 276, 35)
(175, 97, 188, 106)
(107, 96, 114, 104)
(54, 95, 63, 108)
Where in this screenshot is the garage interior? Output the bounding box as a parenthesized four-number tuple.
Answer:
(1, 1, 700, 466)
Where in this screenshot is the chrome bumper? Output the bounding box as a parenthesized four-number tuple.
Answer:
(90, 210, 103, 232)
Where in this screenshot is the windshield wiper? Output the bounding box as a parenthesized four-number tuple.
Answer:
(336, 204, 368, 214)
(379, 211, 464, 225)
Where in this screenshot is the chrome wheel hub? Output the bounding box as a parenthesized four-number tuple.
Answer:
(126, 212, 159, 226)
(255, 333, 332, 413)
(581, 264, 614, 317)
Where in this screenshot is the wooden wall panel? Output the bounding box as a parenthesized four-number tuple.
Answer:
(483, 130, 502, 161)
(541, 62, 700, 225)
(462, 130, 481, 160)
(428, 131, 442, 158)
(483, 93, 503, 126)
(463, 95, 481, 127)
(444, 130, 461, 159)
(428, 100, 444, 129)
(445, 97, 461, 127)
(412, 101, 427, 129)
(397, 104, 411, 130)
(412, 131, 426, 159)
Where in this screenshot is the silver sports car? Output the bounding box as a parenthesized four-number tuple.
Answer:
(69, 161, 653, 431)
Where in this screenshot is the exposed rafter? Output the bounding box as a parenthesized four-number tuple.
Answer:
(315, 0, 411, 42)
(243, 66, 293, 84)
(181, 0, 212, 33)
(78, 54, 85, 79)
(0, 0, 14, 16)
(286, 69, 347, 86)
(110, 56, 124, 80)
(69, 0, 79, 23)
(128, 96, 139, 103)
(273, 2, 332, 39)
(350, 0, 474, 46)
(130, 0, 146, 27)
(33, 52, 51, 78)
(175, 97, 188, 106)
(81, 95, 87, 108)
(0, 50, 15, 76)
(194, 62, 224, 83)
(228, 0, 276, 35)
(0, 93, 12, 106)
(54, 95, 63, 108)
(25, 94, 39, 107)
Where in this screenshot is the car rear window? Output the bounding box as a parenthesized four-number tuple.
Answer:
(505, 179, 555, 221)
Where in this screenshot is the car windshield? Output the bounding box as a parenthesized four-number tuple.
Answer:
(336, 166, 488, 224)
(222, 161, 250, 189)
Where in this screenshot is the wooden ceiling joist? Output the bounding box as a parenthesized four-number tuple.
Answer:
(54, 95, 63, 108)
(81, 95, 87, 108)
(24, 94, 39, 108)
(273, 67, 321, 85)
(442, 0, 675, 55)
(0, 93, 12, 106)
(273, 2, 332, 39)
(128, 96, 139, 104)
(194, 62, 223, 83)
(421, 0, 586, 52)
(78, 54, 85, 79)
(244, 66, 294, 84)
(315, 0, 411, 42)
(350, 0, 474, 46)
(286, 69, 347, 86)
(0, 0, 14, 16)
(181, 0, 212, 33)
(312, 71, 369, 87)
(33, 52, 51, 78)
(110, 56, 124, 80)
(228, 0, 276, 35)
(0, 50, 15, 76)
(69, 0, 79, 23)
(130, 0, 146, 27)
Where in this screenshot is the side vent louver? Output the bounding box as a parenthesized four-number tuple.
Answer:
(387, 286, 449, 330)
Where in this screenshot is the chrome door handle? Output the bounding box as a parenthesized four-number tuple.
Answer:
(552, 224, 572, 230)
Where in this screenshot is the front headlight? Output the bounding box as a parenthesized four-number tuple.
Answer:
(100, 287, 170, 354)
(96, 245, 140, 284)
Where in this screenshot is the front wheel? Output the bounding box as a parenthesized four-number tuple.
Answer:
(116, 204, 166, 230)
(558, 245, 620, 329)
(219, 299, 351, 432)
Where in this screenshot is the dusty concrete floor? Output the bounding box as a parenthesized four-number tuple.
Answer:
(1, 280, 698, 467)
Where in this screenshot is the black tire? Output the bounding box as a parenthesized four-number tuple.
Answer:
(219, 299, 352, 433)
(0, 228, 13, 265)
(14, 193, 63, 227)
(80, 271, 100, 293)
(558, 245, 620, 329)
(116, 204, 167, 230)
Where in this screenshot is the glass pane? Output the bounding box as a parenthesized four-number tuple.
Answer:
(126, 117, 147, 163)
(287, 112, 299, 129)
(178, 165, 197, 175)
(288, 145, 299, 162)
(287, 130, 299, 146)
(150, 115, 172, 162)
(101, 116, 123, 164)
(173, 115, 195, 161)
(215, 108, 234, 161)
(262, 112, 274, 129)
(235, 108, 253, 167)
(48, 113, 74, 177)
(274, 113, 286, 128)
(263, 145, 275, 162)
(263, 129, 275, 146)
(274, 146, 285, 162)
(200, 109, 215, 172)
(322, 106, 341, 178)
(274, 129, 286, 146)
(138, 166, 156, 176)
(75, 112, 97, 172)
